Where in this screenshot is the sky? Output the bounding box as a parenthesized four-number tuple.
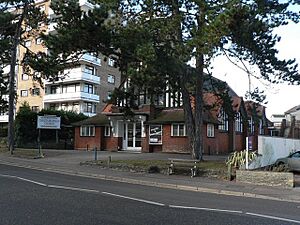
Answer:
(211, 19, 300, 119)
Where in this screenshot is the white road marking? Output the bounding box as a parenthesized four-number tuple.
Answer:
(0, 174, 47, 187)
(102, 191, 165, 206)
(245, 212, 300, 224)
(47, 185, 99, 193)
(169, 205, 243, 214)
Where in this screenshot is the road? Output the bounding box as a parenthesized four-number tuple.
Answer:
(0, 164, 299, 225)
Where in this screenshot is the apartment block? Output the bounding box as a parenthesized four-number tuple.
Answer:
(16, 0, 121, 116)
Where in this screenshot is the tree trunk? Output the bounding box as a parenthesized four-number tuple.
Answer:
(8, 2, 29, 154)
(194, 55, 204, 160)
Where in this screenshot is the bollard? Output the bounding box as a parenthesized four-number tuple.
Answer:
(227, 164, 232, 181)
(94, 147, 97, 161)
(107, 156, 111, 168)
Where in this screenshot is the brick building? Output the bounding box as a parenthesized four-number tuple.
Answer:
(73, 82, 269, 154)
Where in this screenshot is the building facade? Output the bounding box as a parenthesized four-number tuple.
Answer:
(16, 0, 121, 116)
(73, 79, 270, 154)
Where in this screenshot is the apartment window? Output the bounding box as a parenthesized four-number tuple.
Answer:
(24, 40, 31, 47)
(39, 5, 46, 12)
(108, 74, 115, 84)
(171, 124, 186, 136)
(22, 74, 29, 80)
(149, 125, 162, 144)
(84, 83, 94, 94)
(104, 126, 111, 137)
(49, 104, 58, 110)
(20, 90, 28, 97)
(207, 123, 215, 138)
(235, 112, 243, 132)
(31, 88, 40, 96)
(50, 86, 59, 94)
(108, 58, 115, 67)
(218, 108, 228, 131)
(83, 65, 94, 75)
(84, 102, 96, 113)
(31, 106, 39, 112)
(80, 126, 95, 137)
(35, 37, 42, 45)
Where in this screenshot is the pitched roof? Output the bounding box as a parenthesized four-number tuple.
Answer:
(72, 114, 109, 126)
(285, 105, 300, 114)
(244, 101, 265, 117)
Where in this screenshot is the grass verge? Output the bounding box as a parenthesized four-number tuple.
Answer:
(81, 159, 227, 178)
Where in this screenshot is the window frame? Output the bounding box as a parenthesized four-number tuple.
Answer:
(207, 123, 215, 138)
(108, 74, 115, 84)
(218, 108, 229, 131)
(20, 90, 28, 97)
(104, 125, 111, 137)
(21, 74, 29, 80)
(80, 125, 95, 137)
(171, 123, 186, 137)
(108, 58, 115, 67)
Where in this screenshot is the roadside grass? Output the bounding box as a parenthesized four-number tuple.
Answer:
(0, 147, 43, 159)
(81, 159, 227, 178)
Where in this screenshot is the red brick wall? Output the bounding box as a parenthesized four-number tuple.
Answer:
(104, 137, 122, 152)
(234, 133, 245, 151)
(215, 131, 230, 154)
(161, 124, 190, 153)
(74, 127, 101, 151)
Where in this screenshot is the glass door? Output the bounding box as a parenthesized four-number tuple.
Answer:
(125, 122, 142, 151)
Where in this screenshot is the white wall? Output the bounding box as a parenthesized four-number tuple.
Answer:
(250, 136, 300, 169)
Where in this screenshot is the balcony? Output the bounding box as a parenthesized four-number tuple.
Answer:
(83, 112, 97, 117)
(0, 115, 8, 123)
(80, 53, 101, 66)
(79, 0, 94, 11)
(48, 22, 57, 34)
(44, 67, 100, 84)
(44, 92, 99, 103)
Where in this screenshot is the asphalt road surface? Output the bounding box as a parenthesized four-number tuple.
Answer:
(0, 164, 299, 225)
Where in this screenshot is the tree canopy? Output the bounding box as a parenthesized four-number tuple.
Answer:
(27, 0, 300, 159)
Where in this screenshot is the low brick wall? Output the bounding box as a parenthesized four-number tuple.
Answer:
(236, 170, 294, 188)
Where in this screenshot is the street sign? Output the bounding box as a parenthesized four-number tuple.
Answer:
(37, 115, 61, 129)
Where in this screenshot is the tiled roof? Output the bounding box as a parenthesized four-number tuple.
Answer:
(72, 114, 109, 126)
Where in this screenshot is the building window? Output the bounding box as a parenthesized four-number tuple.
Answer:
(108, 74, 115, 84)
(24, 40, 31, 47)
(84, 83, 94, 94)
(235, 112, 243, 132)
(149, 125, 162, 144)
(104, 126, 111, 137)
(50, 86, 59, 94)
(248, 117, 255, 134)
(39, 5, 45, 12)
(35, 37, 42, 45)
(218, 108, 228, 131)
(207, 123, 215, 137)
(83, 65, 94, 75)
(84, 102, 96, 113)
(31, 106, 39, 112)
(108, 58, 115, 67)
(22, 74, 29, 80)
(31, 88, 40, 96)
(80, 126, 95, 137)
(20, 90, 28, 97)
(259, 119, 264, 135)
(171, 124, 186, 136)
(107, 91, 112, 100)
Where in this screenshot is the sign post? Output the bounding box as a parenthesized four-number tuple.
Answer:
(37, 115, 61, 157)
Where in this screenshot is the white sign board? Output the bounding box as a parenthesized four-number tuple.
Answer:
(37, 116, 61, 129)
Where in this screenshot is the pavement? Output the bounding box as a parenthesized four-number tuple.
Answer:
(0, 149, 300, 203)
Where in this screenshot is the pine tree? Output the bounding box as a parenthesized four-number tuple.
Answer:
(30, 0, 300, 159)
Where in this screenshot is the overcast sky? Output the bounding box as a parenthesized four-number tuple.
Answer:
(211, 15, 300, 119)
